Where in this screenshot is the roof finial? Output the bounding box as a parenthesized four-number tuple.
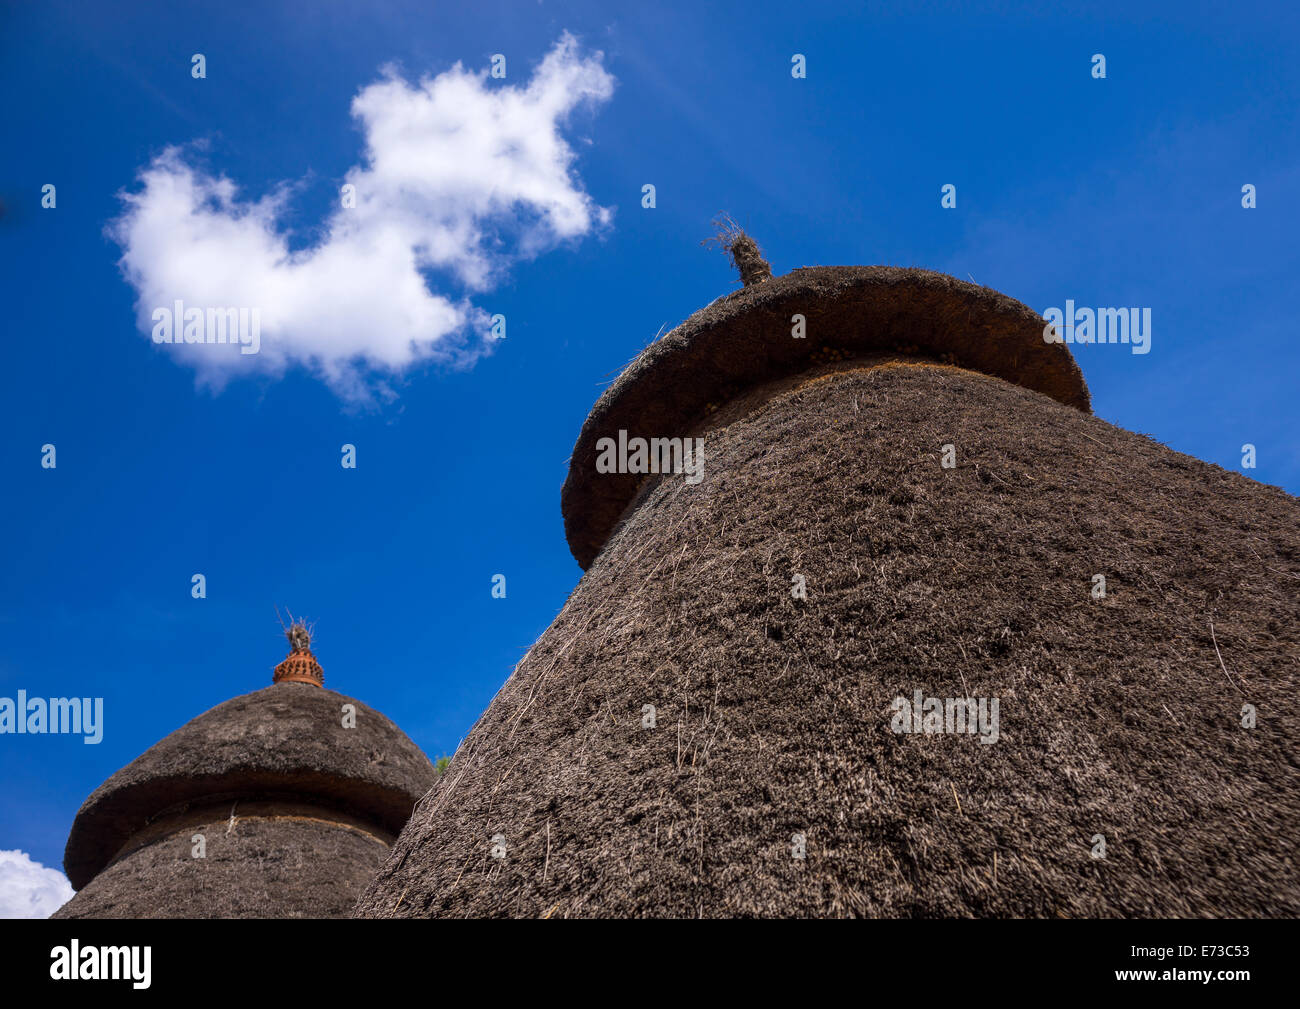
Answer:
(273, 615, 324, 687)
(287, 621, 312, 653)
(704, 214, 771, 288)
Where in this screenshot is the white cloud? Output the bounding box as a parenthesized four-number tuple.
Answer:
(0, 850, 74, 918)
(112, 33, 614, 402)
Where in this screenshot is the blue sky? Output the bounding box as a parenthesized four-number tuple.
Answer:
(2, 0, 1297, 901)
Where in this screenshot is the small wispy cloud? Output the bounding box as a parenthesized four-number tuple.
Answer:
(0, 849, 74, 918)
(111, 33, 614, 402)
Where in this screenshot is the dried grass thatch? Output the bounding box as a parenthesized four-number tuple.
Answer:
(356, 273, 1298, 918)
(705, 215, 772, 288)
(59, 682, 436, 917)
(562, 265, 1090, 570)
(55, 812, 388, 919)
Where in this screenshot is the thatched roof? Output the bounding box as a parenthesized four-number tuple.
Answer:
(63, 682, 435, 891)
(357, 268, 1299, 918)
(55, 810, 388, 919)
(562, 265, 1091, 569)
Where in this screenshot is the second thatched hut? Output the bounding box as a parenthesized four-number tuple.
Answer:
(56, 626, 436, 918)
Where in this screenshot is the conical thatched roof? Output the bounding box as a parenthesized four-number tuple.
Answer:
(356, 258, 1299, 918)
(57, 634, 436, 918)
